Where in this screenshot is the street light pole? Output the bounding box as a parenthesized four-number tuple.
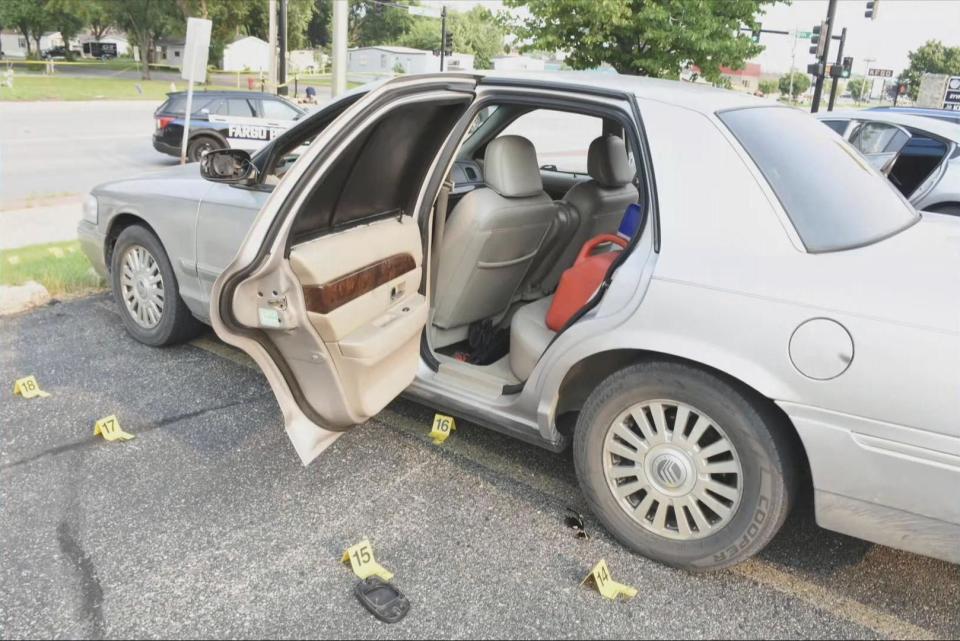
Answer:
(810, 0, 838, 113)
(278, 0, 288, 95)
(331, 0, 348, 97)
(439, 5, 447, 72)
(827, 27, 846, 111)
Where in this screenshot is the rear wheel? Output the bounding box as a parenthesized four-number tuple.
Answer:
(573, 361, 798, 571)
(187, 135, 224, 163)
(110, 225, 203, 346)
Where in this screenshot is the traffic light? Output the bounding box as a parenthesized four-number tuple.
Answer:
(841, 56, 853, 79)
(443, 32, 453, 56)
(809, 21, 827, 58)
(865, 0, 879, 20)
(751, 24, 762, 44)
(807, 62, 823, 76)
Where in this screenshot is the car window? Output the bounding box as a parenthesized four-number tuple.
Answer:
(821, 119, 849, 136)
(720, 107, 918, 252)
(851, 122, 910, 155)
(261, 99, 300, 121)
(216, 98, 255, 117)
(498, 109, 601, 173)
(163, 95, 220, 115)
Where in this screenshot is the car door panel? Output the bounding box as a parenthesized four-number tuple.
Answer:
(211, 79, 477, 464)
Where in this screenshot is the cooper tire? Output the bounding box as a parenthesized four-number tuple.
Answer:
(110, 225, 203, 347)
(573, 360, 799, 571)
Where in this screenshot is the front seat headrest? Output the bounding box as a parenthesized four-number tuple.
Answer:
(484, 135, 544, 198)
(587, 135, 634, 188)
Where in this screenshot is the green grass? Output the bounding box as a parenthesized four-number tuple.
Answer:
(0, 241, 105, 297)
(0, 75, 183, 101)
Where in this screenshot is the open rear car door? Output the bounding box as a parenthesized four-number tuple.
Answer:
(850, 120, 912, 175)
(210, 77, 478, 464)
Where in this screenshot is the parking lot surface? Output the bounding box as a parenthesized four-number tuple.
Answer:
(2, 294, 959, 639)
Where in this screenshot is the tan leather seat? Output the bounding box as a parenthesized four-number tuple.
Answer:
(528, 135, 639, 296)
(433, 136, 559, 330)
(509, 296, 556, 380)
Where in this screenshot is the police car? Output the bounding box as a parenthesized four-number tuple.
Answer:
(153, 90, 306, 162)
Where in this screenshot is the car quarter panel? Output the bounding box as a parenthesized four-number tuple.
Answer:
(93, 167, 213, 319)
(536, 97, 960, 545)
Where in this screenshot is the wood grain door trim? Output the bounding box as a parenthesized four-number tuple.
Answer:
(302, 253, 416, 315)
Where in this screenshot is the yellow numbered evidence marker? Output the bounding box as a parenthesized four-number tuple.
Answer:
(429, 413, 456, 444)
(93, 415, 135, 442)
(13, 375, 51, 399)
(342, 539, 394, 581)
(581, 559, 638, 601)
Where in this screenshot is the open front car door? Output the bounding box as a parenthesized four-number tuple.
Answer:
(210, 77, 477, 464)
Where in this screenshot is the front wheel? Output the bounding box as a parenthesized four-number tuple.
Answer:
(110, 225, 203, 346)
(573, 361, 798, 571)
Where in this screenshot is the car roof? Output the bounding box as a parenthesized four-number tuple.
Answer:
(818, 109, 960, 142)
(401, 70, 770, 114)
(868, 106, 960, 123)
(165, 90, 289, 99)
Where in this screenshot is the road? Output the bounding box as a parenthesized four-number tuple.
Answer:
(1, 100, 177, 207)
(1, 294, 958, 639)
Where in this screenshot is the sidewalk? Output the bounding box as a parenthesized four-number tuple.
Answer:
(0, 195, 83, 250)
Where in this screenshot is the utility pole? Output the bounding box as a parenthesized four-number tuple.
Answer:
(439, 5, 447, 72)
(827, 27, 847, 111)
(810, 0, 838, 113)
(278, 0, 288, 95)
(331, 0, 348, 97)
(863, 56, 876, 104)
(789, 29, 798, 103)
(268, 0, 277, 92)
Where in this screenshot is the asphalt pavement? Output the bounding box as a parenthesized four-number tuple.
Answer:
(2, 294, 958, 639)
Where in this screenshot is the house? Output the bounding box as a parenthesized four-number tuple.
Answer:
(288, 49, 326, 74)
(0, 30, 63, 58)
(156, 38, 185, 66)
(492, 55, 546, 72)
(222, 36, 270, 72)
(347, 46, 474, 75)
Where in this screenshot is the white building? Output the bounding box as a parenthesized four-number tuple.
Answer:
(492, 55, 546, 72)
(288, 49, 326, 74)
(347, 46, 474, 75)
(222, 36, 270, 72)
(156, 38, 185, 66)
(0, 30, 64, 58)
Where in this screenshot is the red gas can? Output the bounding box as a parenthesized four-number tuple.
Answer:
(546, 234, 627, 332)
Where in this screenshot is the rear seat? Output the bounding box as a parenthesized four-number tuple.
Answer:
(509, 296, 556, 380)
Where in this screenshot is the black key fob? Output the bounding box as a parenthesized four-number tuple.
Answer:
(354, 576, 410, 624)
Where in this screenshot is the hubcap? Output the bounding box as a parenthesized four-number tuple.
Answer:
(120, 245, 164, 329)
(602, 400, 743, 541)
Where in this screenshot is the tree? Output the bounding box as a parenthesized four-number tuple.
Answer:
(758, 78, 778, 95)
(847, 77, 868, 102)
(0, 0, 53, 56)
(349, 0, 414, 47)
(45, 0, 87, 57)
(86, 0, 115, 41)
(109, 0, 180, 79)
(778, 71, 810, 101)
(505, 0, 778, 81)
(900, 40, 960, 101)
(447, 5, 505, 70)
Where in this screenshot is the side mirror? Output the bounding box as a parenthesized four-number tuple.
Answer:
(200, 149, 258, 185)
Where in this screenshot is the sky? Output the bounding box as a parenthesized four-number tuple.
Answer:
(423, 0, 960, 75)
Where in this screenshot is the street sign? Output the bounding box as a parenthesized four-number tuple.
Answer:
(868, 68, 894, 78)
(943, 76, 960, 111)
(796, 30, 812, 39)
(408, 5, 442, 18)
(181, 17, 212, 83)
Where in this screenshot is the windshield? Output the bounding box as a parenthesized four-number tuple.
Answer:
(720, 106, 918, 252)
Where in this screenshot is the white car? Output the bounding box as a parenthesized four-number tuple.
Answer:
(819, 109, 960, 216)
(194, 73, 958, 571)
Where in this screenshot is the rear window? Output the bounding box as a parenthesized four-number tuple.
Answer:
(161, 94, 221, 116)
(719, 107, 918, 252)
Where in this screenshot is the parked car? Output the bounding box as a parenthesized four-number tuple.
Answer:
(153, 90, 306, 162)
(80, 73, 960, 572)
(818, 109, 960, 215)
(40, 46, 69, 60)
(867, 105, 960, 126)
